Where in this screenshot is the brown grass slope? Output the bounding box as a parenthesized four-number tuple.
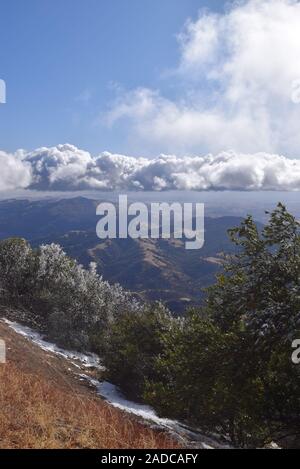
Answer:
(0, 321, 180, 449)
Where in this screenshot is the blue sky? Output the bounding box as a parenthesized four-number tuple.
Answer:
(1, 0, 300, 194)
(0, 0, 223, 154)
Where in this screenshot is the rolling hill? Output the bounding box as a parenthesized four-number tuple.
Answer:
(0, 197, 243, 312)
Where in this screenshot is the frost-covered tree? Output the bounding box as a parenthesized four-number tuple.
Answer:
(33, 243, 144, 349)
(0, 238, 36, 300)
(0, 239, 144, 350)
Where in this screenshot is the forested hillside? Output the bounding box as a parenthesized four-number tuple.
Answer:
(0, 204, 299, 448)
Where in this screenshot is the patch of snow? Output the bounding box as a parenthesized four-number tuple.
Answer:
(2, 319, 104, 370)
(80, 374, 229, 449)
(82, 375, 176, 426)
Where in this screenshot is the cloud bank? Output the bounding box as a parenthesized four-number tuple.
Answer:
(105, 0, 300, 157)
(2, 143, 300, 192)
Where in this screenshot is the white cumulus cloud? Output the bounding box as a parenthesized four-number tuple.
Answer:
(0, 150, 32, 191)
(2, 143, 300, 192)
(105, 0, 300, 157)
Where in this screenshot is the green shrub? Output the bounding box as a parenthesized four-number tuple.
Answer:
(99, 303, 172, 399)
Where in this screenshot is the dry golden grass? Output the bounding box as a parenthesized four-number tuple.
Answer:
(0, 363, 180, 449)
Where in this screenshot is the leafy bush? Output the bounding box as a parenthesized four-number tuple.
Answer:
(99, 303, 172, 399)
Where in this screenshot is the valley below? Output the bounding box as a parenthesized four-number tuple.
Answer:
(0, 197, 242, 312)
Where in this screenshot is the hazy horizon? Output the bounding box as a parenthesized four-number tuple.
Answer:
(0, 189, 298, 222)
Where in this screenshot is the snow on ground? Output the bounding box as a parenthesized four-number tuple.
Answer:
(3, 319, 103, 370)
(3, 318, 229, 449)
(79, 373, 225, 449)
(81, 374, 178, 427)
(95, 380, 230, 448)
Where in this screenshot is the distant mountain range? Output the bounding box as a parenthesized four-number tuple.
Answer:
(0, 197, 246, 313)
